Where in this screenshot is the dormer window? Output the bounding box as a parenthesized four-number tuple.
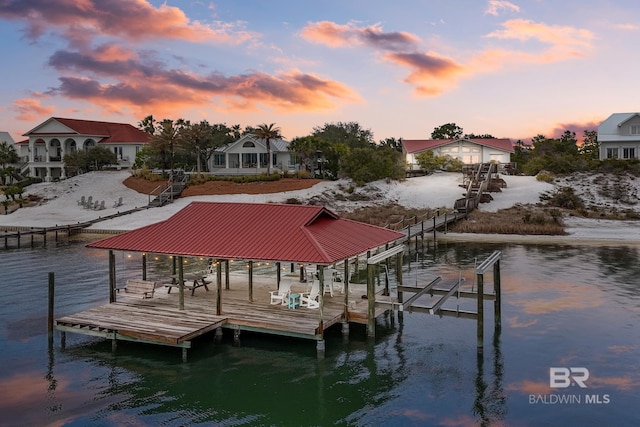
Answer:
(631, 125, 640, 135)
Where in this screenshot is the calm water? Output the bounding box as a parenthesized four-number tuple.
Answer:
(1, 237, 639, 426)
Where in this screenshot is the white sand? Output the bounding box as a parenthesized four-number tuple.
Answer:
(1, 170, 639, 244)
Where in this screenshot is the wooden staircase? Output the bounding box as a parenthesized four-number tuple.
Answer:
(148, 170, 189, 207)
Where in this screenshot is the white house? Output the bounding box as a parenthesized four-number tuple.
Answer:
(402, 137, 514, 171)
(208, 134, 297, 175)
(597, 113, 640, 160)
(17, 117, 151, 181)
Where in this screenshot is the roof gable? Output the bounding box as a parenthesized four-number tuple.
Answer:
(218, 134, 289, 153)
(87, 202, 404, 264)
(402, 138, 514, 154)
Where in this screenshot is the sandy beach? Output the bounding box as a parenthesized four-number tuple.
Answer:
(2, 170, 639, 245)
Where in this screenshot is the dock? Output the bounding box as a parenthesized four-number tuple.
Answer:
(55, 272, 389, 361)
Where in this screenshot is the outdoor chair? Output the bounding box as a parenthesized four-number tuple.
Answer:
(77, 195, 85, 206)
(94, 200, 105, 210)
(113, 196, 123, 208)
(269, 280, 293, 305)
(300, 279, 320, 309)
(84, 196, 93, 209)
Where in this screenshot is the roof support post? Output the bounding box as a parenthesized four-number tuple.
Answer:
(343, 258, 350, 320)
(108, 250, 115, 303)
(216, 259, 222, 315)
(276, 262, 281, 289)
(142, 253, 147, 281)
(178, 256, 185, 310)
(367, 262, 375, 338)
(248, 261, 253, 302)
(224, 260, 230, 290)
(317, 265, 324, 336)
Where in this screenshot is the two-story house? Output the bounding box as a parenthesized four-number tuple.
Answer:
(598, 113, 640, 160)
(17, 117, 151, 181)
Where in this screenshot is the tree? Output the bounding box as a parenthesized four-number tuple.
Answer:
(431, 123, 463, 140)
(579, 130, 599, 159)
(0, 141, 19, 185)
(254, 123, 282, 175)
(0, 141, 18, 169)
(465, 133, 496, 139)
(64, 147, 117, 175)
(138, 115, 158, 135)
(312, 122, 374, 149)
(341, 146, 405, 185)
(149, 119, 185, 176)
(379, 137, 403, 151)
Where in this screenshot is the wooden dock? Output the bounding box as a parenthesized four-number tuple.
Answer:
(55, 273, 387, 360)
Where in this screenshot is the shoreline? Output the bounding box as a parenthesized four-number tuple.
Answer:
(436, 231, 640, 247)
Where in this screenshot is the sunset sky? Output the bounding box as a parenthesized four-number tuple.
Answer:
(0, 0, 637, 144)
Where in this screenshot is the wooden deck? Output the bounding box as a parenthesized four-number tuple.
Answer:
(55, 272, 388, 354)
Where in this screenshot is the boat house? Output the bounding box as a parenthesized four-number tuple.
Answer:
(56, 202, 406, 360)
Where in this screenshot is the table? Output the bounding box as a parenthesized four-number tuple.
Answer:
(165, 275, 210, 296)
(288, 293, 301, 309)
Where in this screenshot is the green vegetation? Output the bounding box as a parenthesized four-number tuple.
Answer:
(415, 150, 464, 173)
(63, 146, 117, 175)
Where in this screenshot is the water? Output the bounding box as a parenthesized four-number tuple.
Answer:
(1, 238, 639, 426)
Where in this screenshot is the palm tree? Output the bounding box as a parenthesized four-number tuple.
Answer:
(254, 123, 282, 175)
(0, 141, 19, 185)
(149, 119, 183, 177)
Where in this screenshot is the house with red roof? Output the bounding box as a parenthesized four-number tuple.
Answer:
(402, 137, 514, 172)
(17, 117, 151, 181)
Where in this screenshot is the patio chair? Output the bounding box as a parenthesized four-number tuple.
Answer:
(113, 196, 123, 208)
(94, 200, 105, 210)
(300, 279, 320, 309)
(84, 196, 93, 209)
(77, 195, 85, 206)
(322, 269, 335, 297)
(269, 280, 293, 305)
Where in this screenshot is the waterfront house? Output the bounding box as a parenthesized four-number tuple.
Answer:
(598, 113, 640, 160)
(402, 138, 514, 172)
(17, 117, 151, 181)
(208, 134, 297, 175)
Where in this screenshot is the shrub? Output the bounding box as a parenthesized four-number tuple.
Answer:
(536, 172, 554, 183)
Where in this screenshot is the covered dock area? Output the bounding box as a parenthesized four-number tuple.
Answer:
(55, 202, 406, 360)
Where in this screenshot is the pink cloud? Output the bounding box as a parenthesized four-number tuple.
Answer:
(485, 0, 520, 16)
(486, 19, 594, 49)
(301, 21, 421, 51)
(383, 52, 465, 95)
(11, 98, 56, 121)
(0, 0, 256, 44)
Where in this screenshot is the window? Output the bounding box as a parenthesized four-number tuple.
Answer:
(259, 153, 268, 167)
(242, 141, 255, 147)
(228, 153, 239, 168)
(606, 148, 619, 159)
(242, 153, 257, 167)
(213, 153, 225, 167)
(623, 148, 636, 159)
(630, 125, 640, 135)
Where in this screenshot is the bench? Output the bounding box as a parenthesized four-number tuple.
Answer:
(124, 279, 157, 299)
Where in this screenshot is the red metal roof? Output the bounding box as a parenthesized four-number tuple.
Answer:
(25, 117, 151, 144)
(87, 202, 405, 264)
(402, 138, 514, 154)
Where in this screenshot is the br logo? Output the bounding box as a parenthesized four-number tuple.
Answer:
(549, 367, 589, 388)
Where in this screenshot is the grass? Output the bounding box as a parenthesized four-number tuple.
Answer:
(449, 205, 566, 235)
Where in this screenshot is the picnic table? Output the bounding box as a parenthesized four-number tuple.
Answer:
(165, 274, 210, 296)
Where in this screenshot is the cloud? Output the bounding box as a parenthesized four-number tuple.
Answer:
(301, 21, 420, 51)
(383, 52, 465, 95)
(0, 0, 256, 44)
(486, 19, 594, 50)
(615, 23, 640, 30)
(548, 120, 601, 140)
(485, 0, 520, 16)
(11, 98, 56, 121)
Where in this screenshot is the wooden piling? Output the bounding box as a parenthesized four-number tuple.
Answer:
(216, 259, 222, 315)
(48, 272, 55, 339)
(476, 272, 484, 354)
(142, 253, 147, 280)
(494, 260, 501, 331)
(178, 256, 185, 310)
